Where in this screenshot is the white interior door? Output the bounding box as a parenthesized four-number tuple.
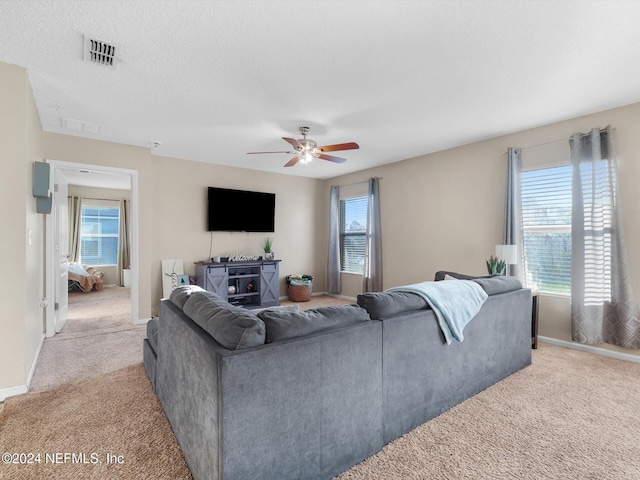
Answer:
(54, 172, 69, 333)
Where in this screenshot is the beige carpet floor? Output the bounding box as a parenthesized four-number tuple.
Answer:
(29, 286, 142, 393)
(2, 293, 640, 479)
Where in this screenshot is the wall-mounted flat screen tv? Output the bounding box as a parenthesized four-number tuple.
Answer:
(208, 187, 275, 232)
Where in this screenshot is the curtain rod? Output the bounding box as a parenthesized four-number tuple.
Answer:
(75, 196, 125, 202)
(333, 177, 383, 188)
(501, 127, 615, 155)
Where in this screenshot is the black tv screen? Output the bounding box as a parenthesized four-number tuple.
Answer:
(207, 187, 275, 232)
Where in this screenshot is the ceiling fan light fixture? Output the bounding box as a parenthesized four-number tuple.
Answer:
(301, 151, 313, 164)
(246, 126, 357, 167)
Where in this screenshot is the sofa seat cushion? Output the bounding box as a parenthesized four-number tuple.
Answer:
(146, 317, 159, 353)
(183, 291, 266, 350)
(257, 304, 371, 343)
(170, 284, 206, 310)
(357, 291, 429, 320)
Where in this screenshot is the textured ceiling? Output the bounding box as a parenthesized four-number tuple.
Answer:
(2, 1, 640, 179)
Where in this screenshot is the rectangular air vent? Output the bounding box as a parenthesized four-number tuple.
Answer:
(83, 34, 120, 69)
(61, 118, 102, 135)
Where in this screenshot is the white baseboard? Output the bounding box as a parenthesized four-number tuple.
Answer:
(0, 384, 28, 402)
(0, 333, 45, 401)
(538, 336, 640, 364)
(133, 318, 149, 325)
(26, 333, 45, 389)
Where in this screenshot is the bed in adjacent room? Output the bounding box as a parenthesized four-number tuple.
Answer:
(68, 263, 104, 292)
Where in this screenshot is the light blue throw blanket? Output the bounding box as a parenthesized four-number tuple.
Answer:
(386, 280, 488, 345)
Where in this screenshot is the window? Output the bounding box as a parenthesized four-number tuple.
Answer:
(80, 205, 120, 265)
(521, 165, 572, 295)
(340, 196, 367, 274)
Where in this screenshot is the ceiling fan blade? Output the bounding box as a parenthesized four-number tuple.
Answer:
(284, 155, 302, 167)
(315, 153, 347, 163)
(283, 137, 303, 149)
(318, 142, 359, 152)
(247, 151, 294, 154)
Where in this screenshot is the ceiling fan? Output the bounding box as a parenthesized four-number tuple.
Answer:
(247, 126, 359, 167)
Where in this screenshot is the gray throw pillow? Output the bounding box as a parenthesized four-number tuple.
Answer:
(183, 291, 266, 350)
(169, 285, 206, 310)
(357, 291, 428, 319)
(258, 304, 370, 343)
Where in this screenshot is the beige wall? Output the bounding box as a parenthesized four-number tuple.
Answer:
(4, 58, 640, 394)
(0, 63, 45, 394)
(24, 65, 45, 382)
(67, 185, 130, 285)
(149, 155, 325, 314)
(44, 134, 154, 319)
(68, 185, 131, 201)
(323, 102, 640, 359)
(43, 136, 326, 318)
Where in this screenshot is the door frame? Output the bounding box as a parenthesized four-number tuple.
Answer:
(52, 170, 69, 333)
(45, 159, 139, 337)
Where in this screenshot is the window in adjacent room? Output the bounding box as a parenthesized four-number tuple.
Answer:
(521, 165, 572, 295)
(339, 196, 367, 274)
(80, 204, 120, 265)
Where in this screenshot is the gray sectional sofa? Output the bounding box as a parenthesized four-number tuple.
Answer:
(143, 273, 532, 480)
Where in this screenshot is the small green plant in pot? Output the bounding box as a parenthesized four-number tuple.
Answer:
(486, 254, 506, 275)
(261, 237, 273, 259)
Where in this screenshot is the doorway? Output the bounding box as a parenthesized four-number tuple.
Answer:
(45, 160, 139, 337)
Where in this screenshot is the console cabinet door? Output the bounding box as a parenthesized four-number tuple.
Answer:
(260, 263, 279, 307)
(206, 266, 229, 300)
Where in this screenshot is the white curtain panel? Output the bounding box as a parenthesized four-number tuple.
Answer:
(570, 126, 640, 348)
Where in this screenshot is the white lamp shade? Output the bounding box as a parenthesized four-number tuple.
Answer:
(495, 244, 518, 265)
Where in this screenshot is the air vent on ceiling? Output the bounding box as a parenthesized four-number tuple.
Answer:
(61, 117, 102, 135)
(83, 34, 120, 69)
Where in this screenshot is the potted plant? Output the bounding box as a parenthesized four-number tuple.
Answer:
(261, 237, 273, 259)
(486, 254, 506, 275)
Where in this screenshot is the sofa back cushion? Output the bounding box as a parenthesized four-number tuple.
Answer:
(357, 291, 429, 320)
(435, 271, 522, 295)
(170, 284, 206, 310)
(472, 276, 522, 295)
(433, 271, 496, 281)
(183, 291, 266, 350)
(257, 304, 371, 343)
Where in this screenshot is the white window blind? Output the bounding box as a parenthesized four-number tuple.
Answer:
(521, 165, 572, 295)
(80, 205, 120, 265)
(340, 196, 367, 274)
